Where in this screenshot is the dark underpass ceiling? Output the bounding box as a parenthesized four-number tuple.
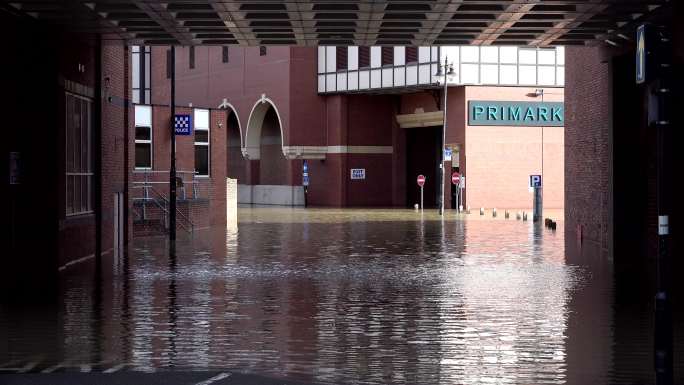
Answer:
(3, 1, 671, 46)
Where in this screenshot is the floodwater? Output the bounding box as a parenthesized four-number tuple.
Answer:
(1, 207, 682, 384)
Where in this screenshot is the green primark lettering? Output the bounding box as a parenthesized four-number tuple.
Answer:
(552, 108, 563, 121)
(524, 107, 535, 121)
(508, 106, 521, 121)
(538, 107, 549, 121)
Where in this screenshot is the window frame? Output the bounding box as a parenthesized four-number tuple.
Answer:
(65, 92, 94, 216)
(194, 108, 210, 177)
(134, 105, 153, 170)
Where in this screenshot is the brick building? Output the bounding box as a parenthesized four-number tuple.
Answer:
(140, 45, 565, 210)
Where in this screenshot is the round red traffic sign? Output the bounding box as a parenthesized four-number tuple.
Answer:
(451, 172, 460, 185)
(417, 174, 426, 187)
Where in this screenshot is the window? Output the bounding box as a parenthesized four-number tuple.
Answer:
(405, 46, 418, 63)
(358, 46, 370, 68)
(222, 46, 229, 63)
(65, 93, 94, 215)
(134, 105, 152, 169)
(336, 46, 347, 71)
(260, 46, 267, 56)
(189, 46, 195, 69)
(381, 46, 393, 66)
(194, 109, 210, 176)
(131, 45, 150, 104)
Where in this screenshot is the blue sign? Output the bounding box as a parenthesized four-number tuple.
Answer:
(303, 160, 308, 173)
(174, 114, 192, 136)
(468, 101, 564, 127)
(444, 148, 452, 161)
(636, 24, 647, 84)
(303, 174, 309, 187)
(530, 175, 542, 188)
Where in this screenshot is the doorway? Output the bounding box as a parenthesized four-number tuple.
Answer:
(406, 126, 441, 208)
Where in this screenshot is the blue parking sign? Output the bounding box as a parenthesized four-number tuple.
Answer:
(174, 114, 192, 136)
(530, 175, 542, 188)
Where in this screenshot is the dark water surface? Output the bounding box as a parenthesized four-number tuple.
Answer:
(1, 208, 682, 384)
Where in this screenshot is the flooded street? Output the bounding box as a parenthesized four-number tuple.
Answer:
(1, 207, 682, 384)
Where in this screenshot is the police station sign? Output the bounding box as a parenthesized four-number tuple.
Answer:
(468, 101, 564, 127)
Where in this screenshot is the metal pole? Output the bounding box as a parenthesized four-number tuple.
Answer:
(652, 25, 673, 385)
(169, 45, 177, 242)
(439, 57, 448, 216)
(540, 90, 544, 221)
(420, 185, 424, 212)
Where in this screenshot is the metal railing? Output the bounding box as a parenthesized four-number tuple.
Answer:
(132, 170, 200, 233)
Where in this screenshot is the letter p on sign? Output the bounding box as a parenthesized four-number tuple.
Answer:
(530, 175, 542, 188)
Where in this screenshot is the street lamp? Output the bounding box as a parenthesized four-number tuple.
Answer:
(435, 58, 456, 216)
(526, 88, 544, 222)
(526, 88, 545, 181)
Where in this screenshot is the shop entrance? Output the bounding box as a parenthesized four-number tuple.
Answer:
(406, 126, 442, 208)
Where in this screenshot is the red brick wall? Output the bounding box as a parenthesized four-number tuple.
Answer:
(132, 106, 226, 234)
(565, 46, 612, 253)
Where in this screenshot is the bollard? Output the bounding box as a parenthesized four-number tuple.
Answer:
(516, 212, 521, 220)
(492, 208, 497, 218)
(480, 207, 485, 216)
(505, 210, 510, 219)
(414, 203, 419, 211)
(466, 205, 471, 214)
(459, 205, 463, 212)
(522, 212, 528, 221)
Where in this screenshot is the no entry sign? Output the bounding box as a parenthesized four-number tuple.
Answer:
(417, 175, 426, 187)
(451, 172, 460, 185)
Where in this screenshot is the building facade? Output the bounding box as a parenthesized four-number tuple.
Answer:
(140, 45, 564, 209)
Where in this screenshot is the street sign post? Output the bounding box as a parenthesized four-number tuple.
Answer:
(417, 175, 425, 211)
(452, 172, 461, 211)
(302, 160, 309, 207)
(451, 172, 460, 185)
(530, 175, 542, 222)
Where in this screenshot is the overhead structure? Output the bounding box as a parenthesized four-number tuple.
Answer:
(3, 0, 670, 46)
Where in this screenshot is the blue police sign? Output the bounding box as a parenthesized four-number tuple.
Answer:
(530, 175, 542, 188)
(303, 174, 309, 187)
(174, 114, 192, 136)
(636, 24, 646, 84)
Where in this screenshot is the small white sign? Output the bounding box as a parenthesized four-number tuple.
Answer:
(444, 148, 452, 162)
(350, 168, 366, 180)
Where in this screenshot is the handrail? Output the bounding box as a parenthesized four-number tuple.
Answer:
(133, 170, 197, 174)
(150, 189, 194, 229)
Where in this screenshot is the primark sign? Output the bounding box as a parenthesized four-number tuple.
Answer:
(468, 101, 564, 127)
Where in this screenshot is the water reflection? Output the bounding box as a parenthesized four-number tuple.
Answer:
(0, 208, 682, 384)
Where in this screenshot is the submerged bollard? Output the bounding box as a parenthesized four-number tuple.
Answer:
(480, 207, 485, 216)
(522, 212, 528, 221)
(505, 210, 510, 219)
(516, 212, 521, 220)
(414, 203, 419, 211)
(459, 205, 463, 212)
(492, 208, 497, 218)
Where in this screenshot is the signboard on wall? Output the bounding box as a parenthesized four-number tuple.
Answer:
(468, 101, 564, 127)
(350, 169, 366, 180)
(174, 114, 193, 135)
